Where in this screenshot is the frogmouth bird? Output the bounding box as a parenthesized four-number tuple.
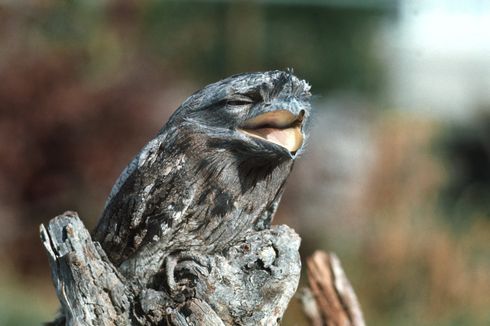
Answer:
(93, 70, 312, 283)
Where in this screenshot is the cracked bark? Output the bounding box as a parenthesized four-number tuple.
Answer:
(41, 211, 301, 325)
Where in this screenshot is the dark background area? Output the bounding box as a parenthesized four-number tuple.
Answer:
(0, 1, 489, 325)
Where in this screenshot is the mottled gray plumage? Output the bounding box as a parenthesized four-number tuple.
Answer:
(93, 71, 312, 278)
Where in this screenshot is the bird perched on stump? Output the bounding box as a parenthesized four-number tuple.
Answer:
(93, 70, 312, 284)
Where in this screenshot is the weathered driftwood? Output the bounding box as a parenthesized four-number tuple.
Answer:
(301, 251, 365, 326)
(41, 211, 301, 325)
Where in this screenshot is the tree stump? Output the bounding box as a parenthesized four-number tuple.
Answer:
(41, 211, 301, 325)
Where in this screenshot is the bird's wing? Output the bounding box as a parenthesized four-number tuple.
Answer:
(93, 133, 194, 264)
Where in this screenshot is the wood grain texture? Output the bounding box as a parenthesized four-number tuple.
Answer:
(303, 251, 365, 326)
(41, 211, 133, 325)
(41, 211, 301, 325)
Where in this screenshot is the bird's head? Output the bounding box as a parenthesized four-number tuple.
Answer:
(167, 70, 312, 163)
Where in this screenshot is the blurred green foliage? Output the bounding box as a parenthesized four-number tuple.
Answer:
(0, 271, 58, 325)
(27, 0, 391, 95)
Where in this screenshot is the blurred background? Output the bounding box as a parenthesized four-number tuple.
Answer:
(0, 0, 489, 325)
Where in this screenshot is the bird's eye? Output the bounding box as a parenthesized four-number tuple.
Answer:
(225, 95, 254, 106)
(227, 100, 252, 106)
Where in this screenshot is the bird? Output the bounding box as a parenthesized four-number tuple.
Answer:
(93, 70, 312, 283)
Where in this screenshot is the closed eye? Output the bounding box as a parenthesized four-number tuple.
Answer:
(226, 99, 253, 106)
(226, 90, 264, 106)
(225, 95, 255, 106)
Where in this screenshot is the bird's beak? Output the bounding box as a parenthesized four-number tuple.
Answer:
(238, 110, 304, 154)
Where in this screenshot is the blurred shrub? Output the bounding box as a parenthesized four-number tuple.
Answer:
(437, 112, 490, 225)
